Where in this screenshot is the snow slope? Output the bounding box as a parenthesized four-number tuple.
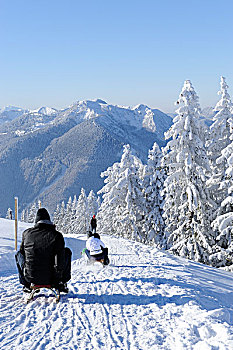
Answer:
(0, 218, 233, 350)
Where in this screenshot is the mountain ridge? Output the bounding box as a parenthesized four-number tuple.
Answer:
(0, 99, 173, 216)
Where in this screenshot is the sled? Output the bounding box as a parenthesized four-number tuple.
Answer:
(87, 256, 110, 267)
(89, 257, 104, 265)
(26, 284, 60, 304)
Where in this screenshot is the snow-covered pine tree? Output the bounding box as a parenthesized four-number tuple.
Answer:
(162, 80, 215, 264)
(54, 201, 66, 232)
(206, 76, 233, 207)
(97, 162, 121, 235)
(6, 208, 13, 220)
(97, 196, 101, 213)
(211, 130, 233, 270)
(62, 196, 73, 234)
(87, 190, 98, 218)
(63, 195, 80, 234)
(68, 195, 78, 233)
(27, 202, 38, 223)
(21, 209, 25, 222)
(73, 188, 89, 234)
(53, 203, 61, 227)
(98, 144, 145, 241)
(143, 142, 165, 246)
(21, 208, 29, 222)
(72, 195, 77, 215)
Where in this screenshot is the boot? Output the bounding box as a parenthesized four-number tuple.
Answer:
(23, 286, 31, 293)
(58, 282, 69, 293)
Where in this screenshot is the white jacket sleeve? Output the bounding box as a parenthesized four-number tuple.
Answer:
(86, 238, 91, 250)
(99, 240, 105, 248)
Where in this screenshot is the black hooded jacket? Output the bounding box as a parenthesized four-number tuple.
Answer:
(20, 222, 65, 285)
(91, 217, 97, 229)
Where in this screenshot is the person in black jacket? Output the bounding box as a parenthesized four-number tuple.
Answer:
(15, 208, 72, 293)
(90, 215, 97, 233)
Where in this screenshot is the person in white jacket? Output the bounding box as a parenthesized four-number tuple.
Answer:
(86, 235, 105, 255)
(85, 232, 109, 265)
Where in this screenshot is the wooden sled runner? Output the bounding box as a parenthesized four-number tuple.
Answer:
(26, 284, 60, 304)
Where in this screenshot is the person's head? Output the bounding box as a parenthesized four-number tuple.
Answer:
(94, 232, 100, 239)
(93, 215, 96, 219)
(35, 208, 51, 223)
(87, 231, 93, 239)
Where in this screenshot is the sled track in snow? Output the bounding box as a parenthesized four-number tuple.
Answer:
(0, 234, 233, 349)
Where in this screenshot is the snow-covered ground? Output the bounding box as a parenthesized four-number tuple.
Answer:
(0, 218, 233, 350)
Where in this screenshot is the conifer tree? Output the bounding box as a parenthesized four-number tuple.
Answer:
(87, 190, 98, 218)
(98, 161, 121, 235)
(67, 195, 79, 233)
(97, 196, 101, 213)
(63, 196, 73, 234)
(6, 208, 13, 220)
(53, 204, 61, 227)
(21, 209, 26, 222)
(28, 202, 37, 223)
(143, 142, 165, 246)
(98, 144, 145, 241)
(72, 195, 77, 215)
(211, 133, 233, 270)
(21, 209, 29, 223)
(73, 188, 89, 234)
(162, 80, 214, 263)
(207, 76, 233, 206)
(55, 201, 66, 232)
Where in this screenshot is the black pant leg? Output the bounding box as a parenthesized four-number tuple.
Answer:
(103, 248, 110, 265)
(15, 251, 30, 287)
(62, 247, 72, 283)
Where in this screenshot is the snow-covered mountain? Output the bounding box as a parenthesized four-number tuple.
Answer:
(0, 99, 172, 216)
(0, 105, 59, 128)
(0, 106, 28, 124)
(56, 99, 171, 139)
(1, 218, 233, 349)
(30, 106, 58, 115)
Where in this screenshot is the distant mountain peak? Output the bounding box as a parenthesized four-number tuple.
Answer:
(0, 106, 28, 125)
(133, 104, 151, 112)
(93, 99, 107, 104)
(0, 105, 27, 113)
(31, 106, 58, 115)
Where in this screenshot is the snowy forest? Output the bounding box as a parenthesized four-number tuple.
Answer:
(17, 77, 233, 272)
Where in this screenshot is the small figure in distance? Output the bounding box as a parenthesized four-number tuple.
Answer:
(84, 231, 109, 266)
(15, 208, 72, 294)
(90, 214, 97, 233)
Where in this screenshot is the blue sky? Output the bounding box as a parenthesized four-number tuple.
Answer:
(0, 0, 232, 112)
